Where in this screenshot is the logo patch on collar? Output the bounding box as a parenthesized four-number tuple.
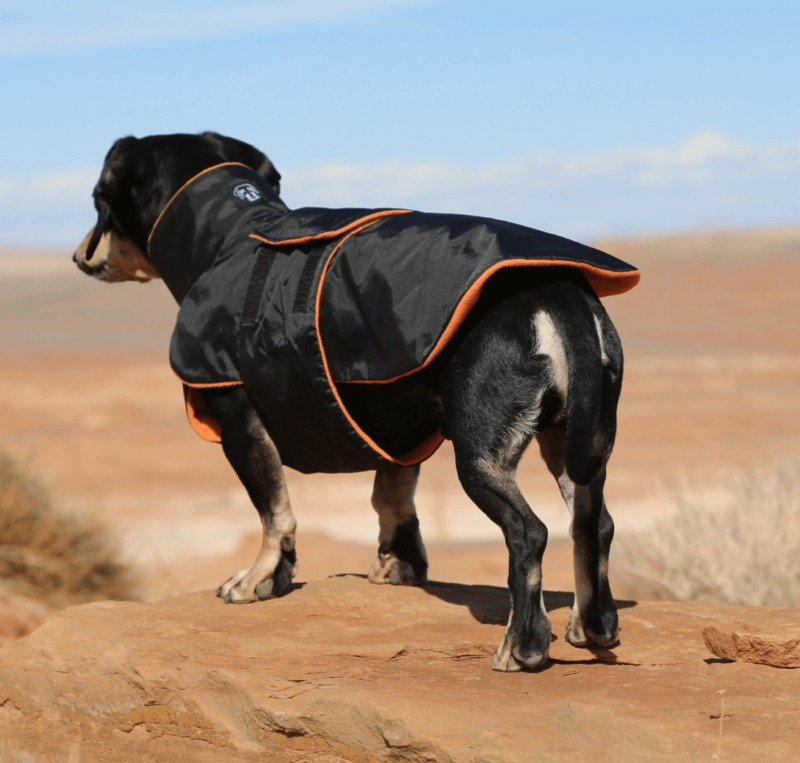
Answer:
(233, 183, 261, 202)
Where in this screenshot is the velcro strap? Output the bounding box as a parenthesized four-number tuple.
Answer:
(241, 248, 277, 325)
(291, 249, 326, 313)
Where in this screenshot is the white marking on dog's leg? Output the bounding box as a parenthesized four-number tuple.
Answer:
(593, 314, 608, 364)
(231, 483, 297, 602)
(492, 605, 523, 672)
(492, 599, 550, 672)
(218, 415, 298, 603)
(537, 430, 619, 648)
(565, 485, 619, 646)
(532, 310, 568, 419)
(544, 476, 598, 645)
(474, 444, 551, 671)
(368, 465, 427, 586)
(567, 488, 595, 645)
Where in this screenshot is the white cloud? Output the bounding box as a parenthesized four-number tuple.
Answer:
(0, 167, 99, 246)
(1, 132, 798, 246)
(0, 0, 440, 54)
(281, 131, 800, 239)
(0, 166, 99, 198)
(674, 131, 750, 163)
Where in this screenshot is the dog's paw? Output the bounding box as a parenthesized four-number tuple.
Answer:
(491, 631, 549, 672)
(367, 551, 426, 586)
(565, 610, 620, 648)
(215, 550, 297, 604)
(216, 567, 252, 602)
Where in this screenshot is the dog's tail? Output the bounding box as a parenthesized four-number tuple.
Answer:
(548, 288, 606, 487)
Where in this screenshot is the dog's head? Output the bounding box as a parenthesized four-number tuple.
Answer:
(74, 132, 281, 283)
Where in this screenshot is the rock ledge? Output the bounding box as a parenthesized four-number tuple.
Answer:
(2, 576, 800, 762)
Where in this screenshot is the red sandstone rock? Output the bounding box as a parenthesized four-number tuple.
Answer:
(2, 577, 800, 761)
(703, 620, 800, 667)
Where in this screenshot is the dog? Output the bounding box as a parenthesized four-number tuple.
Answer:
(74, 131, 639, 672)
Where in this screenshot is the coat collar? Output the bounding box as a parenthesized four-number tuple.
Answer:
(148, 163, 289, 302)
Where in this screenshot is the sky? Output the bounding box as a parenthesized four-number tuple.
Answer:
(1, 0, 798, 247)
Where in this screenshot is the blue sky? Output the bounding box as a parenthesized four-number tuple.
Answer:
(1, 0, 798, 246)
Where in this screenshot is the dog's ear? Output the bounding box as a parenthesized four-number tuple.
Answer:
(85, 137, 138, 263)
(200, 131, 282, 194)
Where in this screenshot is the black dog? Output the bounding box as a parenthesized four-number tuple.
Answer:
(74, 132, 639, 671)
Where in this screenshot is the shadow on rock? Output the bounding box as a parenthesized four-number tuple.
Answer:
(421, 581, 638, 625)
(330, 574, 636, 625)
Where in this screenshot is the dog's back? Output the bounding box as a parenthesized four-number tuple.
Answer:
(340, 266, 622, 485)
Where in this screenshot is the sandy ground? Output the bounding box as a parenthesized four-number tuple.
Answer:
(1, 228, 799, 599)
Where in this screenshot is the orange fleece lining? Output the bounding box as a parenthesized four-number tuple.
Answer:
(249, 208, 411, 247)
(185, 387, 223, 443)
(147, 162, 249, 257)
(175, 373, 244, 442)
(315, 221, 444, 466)
(335, 259, 640, 385)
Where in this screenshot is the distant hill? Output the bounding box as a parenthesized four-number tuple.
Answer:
(595, 226, 800, 263)
(1, 226, 798, 353)
(597, 227, 800, 354)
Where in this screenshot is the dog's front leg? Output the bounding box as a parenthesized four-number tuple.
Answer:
(367, 464, 428, 585)
(196, 386, 297, 603)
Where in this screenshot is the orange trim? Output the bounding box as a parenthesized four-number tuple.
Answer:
(388, 428, 444, 464)
(249, 209, 411, 247)
(173, 369, 244, 389)
(185, 387, 223, 443)
(333, 259, 640, 385)
(315, 221, 445, 466)
(147, 162, 249, 257)
(180, 380, 244, 388)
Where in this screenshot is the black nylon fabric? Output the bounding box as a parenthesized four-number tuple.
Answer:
(307, 211, 636, 382)
(150, 164, 638, 474)
(149, 163, 289, 386)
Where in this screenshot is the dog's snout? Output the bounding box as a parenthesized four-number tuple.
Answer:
(75, 256, 98, 276)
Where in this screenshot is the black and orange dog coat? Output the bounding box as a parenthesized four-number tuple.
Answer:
(148, 163, 639, 474)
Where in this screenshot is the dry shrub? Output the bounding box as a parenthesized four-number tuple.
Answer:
(616, 457, 800, 607)
(0, 447, 139, 604)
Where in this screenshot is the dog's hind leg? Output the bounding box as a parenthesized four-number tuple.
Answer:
(448, 415, 551, 672)
(536, 300, 622, 648)
(368, 464, 428, 585)
(440, 347, 553, 670)
(537, 427, 619, 648)
(196, 386, 298, 604)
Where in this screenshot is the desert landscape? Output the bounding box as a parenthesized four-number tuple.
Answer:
(1, 227, 799, 760)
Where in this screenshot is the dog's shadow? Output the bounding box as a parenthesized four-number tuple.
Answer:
(329, 574, 636, 625)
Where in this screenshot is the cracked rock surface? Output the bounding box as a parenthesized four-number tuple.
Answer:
(1, 576, 800, 762)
